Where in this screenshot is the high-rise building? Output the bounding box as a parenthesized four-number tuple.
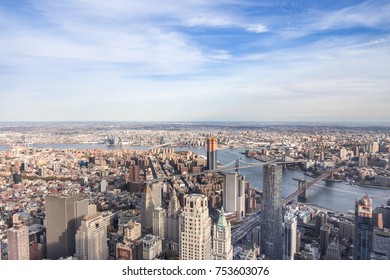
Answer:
(260, 164, 283, 260)
(283, 214, 297, 260)
(223, 172, 245, 220)
(212, 208, 233, 260)
(7, 214, 30, 260)
(325, 239, 341, 260)
(152, 207, 166, 239)
(179, 194, 211, 260)
(373, 228, 390, 259)
(165, 187, 180, 251)
(374, 202, 390, 229)
(371, 142, 379, 154)
(141, 183, 154, 231)
(75, 212, 109, 260)
(320, 223, 332, 259)
(339, 147, 348, 160)
(354, 194, 373, 260)
(45, 194, 89, 260)
(206, 137, 218, 170)
(339, 219, 354, 242)
(141, 182, 163, 232)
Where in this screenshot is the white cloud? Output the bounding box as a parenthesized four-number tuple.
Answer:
(210, 50, 231, 60)
(246, 23, 268, 33)
(0, 1, 389, 122)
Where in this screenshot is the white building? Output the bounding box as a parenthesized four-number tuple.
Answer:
(123, 220, 141, 241)
(75, 212, 108, 260)
(283, 213, 297, 260)
(212, 208, 233, 260)
(223, 172, 245, 220)
(153, 207, 166, 239)
(142, 234, 162, 260)
(179, 194, 211, 260)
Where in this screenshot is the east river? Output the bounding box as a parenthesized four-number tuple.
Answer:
(1, 144, 389, 212)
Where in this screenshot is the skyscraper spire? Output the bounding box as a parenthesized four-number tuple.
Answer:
(217, 207, 228, 229)
(212, 207, 233, 260)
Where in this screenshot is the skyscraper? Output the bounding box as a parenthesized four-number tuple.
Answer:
(212, 208, 233, 260)
(179, 194, 211, 260)
(165, 187, 180, 251)
(152, 207, 166, 239)
(223, 172, 245, 220)
(206, 137, 218, 170)
(75, 212, 109, 260)
(141, 183, 154, 231)
(354, 194, 373, 260)
(260, 164, 283, 260)
(45, 194, 89, 260)
(141, 182, 163, 232)
(283, 213, 297, 260)
(7, 214, 30, 260)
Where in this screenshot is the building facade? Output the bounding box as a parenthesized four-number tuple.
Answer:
(283, 214, 297, 260)
(354, 194, 373, 260)
(260, 164, 284, 260)
(45, 194, 89, 260)
(7, 214, 30, 260)
(206, 137, 217, 170)
(212, 208, 233, 260)
(179, 194, 211, 260)
(75, 212, 108, 260)
(223, 172, 245, 220)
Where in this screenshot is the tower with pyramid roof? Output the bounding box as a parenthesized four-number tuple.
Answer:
(212, 207, 233, 260)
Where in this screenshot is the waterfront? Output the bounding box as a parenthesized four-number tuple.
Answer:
(175, 147, 390, 213)
(1, 144, 389, 212)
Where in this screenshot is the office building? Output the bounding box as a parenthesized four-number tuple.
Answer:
(206, 137, 218, 170)
(260, 164, 283, 260)
(325, 239, 341, 260)
(152, 207, 166, 239)
(75, 212, 109, 260)
(283, 214, 297, 260)
(142, 234, 162, 260)
(179, 194, 211, 260)
(373, 228, 390, 259)
(123, 221, 141, 241)
(141, 183, 154, 231)
(320, 223, 332, 259)
(212, 208, 233, 260)
(223, 172, 245, 220)
(354, 194, 373, 260)
(7, 214, 30, 260)
(45, 194, 89, 260)
(374, 202, 390, 229)
(165, 187, 180, 251)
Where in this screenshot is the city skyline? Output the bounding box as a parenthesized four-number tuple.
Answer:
(1, 1, 389, 122)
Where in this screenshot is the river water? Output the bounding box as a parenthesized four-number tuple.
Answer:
(1, 144, 389, 212)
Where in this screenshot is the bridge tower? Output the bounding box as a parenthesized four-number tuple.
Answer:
(297, 180, 308, 203)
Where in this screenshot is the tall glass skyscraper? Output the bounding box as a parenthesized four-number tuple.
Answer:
(354, 194, 373, 260)
(260, 164, 284, 260)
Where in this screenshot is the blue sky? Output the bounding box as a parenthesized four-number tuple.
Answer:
(0, 0, 389, 122)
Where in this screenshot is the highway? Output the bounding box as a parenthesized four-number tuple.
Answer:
(231, 209, 262, 245)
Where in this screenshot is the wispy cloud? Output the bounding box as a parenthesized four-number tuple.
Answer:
(0, 0, 389, 122)
(246, 23, 268, 33)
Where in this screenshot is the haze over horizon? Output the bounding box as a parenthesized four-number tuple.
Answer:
(1, 1, 389, 122)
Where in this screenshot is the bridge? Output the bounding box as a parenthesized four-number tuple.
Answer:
(282, 164, 348, 205)
(144, 157, 304, 184)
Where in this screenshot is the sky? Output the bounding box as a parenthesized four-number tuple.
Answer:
(0, 0, 389, 122)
